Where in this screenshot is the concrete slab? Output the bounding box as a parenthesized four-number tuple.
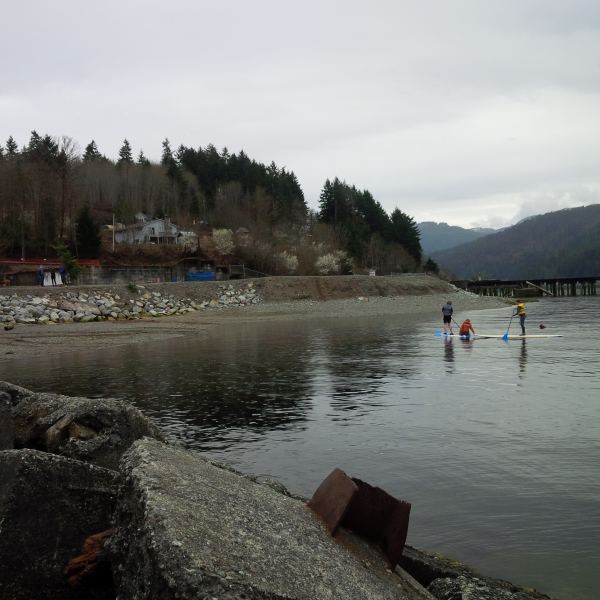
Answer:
(0, 449, 118, 600)
(112, 438, 425, 599)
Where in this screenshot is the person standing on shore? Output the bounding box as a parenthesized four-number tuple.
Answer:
(442, 300, 454, 334)
(513, 300, 526, 335)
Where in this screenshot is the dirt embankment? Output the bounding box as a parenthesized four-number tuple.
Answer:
(2, 274, 454, 304)
(255, 274, 453, 301)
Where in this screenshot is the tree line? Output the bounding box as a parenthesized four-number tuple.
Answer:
(318, 178, 422, 272)
(0, 132, 424, 275)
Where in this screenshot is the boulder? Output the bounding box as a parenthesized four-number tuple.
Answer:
(400, 547, 552, 600)
(0, 392, 14, 449)
(58, 299, 101, 316)
(0, 449, 118, 600)
(110, 438, 420, 600)
(428, 575, 551, 600)
(0, 381, 164, 470)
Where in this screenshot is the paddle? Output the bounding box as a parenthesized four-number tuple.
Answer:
(502, 313, 515, 341)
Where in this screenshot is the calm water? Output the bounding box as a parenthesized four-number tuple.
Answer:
(2, 296, 599, 599)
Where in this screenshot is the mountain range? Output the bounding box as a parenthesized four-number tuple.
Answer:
(418, 222, 495, 254)
(431, 204, 600, 280)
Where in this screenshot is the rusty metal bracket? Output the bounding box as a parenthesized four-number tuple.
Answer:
(307, 468, 411, 568)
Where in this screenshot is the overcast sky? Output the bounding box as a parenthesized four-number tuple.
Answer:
(2, 0, 599, 228)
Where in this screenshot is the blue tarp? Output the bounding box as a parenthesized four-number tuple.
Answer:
(185, 271, 216, 282)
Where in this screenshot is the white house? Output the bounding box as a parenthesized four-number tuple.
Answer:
(114, 217, 195, 246)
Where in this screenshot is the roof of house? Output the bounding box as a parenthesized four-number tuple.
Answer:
(116, 218, 179, 232)
(0, 258, 101, 267)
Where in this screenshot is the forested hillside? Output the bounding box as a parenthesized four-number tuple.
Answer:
(0, 132, 423, 275)
(418, 221, 494, 254)
(318, 178, 422, 273)
(432, 205, 600, 279)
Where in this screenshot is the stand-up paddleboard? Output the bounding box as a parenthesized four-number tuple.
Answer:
(435, 332, 494, 339)
(474, 334, 562, 339)
(434, 331, 562, 339)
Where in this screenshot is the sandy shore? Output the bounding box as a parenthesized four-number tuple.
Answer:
(0, 287, 507, 363)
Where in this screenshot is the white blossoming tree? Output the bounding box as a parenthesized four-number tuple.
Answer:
(212, 228, 235, 255)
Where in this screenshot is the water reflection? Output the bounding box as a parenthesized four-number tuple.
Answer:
(318, 320, 421, 419)
(460, 337, 474, 354)
(519, 340, 528, 377)
(443, 338, 455, 373)
(1, 299, 599, 600)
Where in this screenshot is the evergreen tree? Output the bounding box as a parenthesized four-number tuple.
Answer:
(26, 130, 42, 154)
(53, 239, 81, 281)
(76, 204, 101, 258)
(83, 140, 103, 162)
(118, 139, 133, 165)
(424, 257, 439, 273)
(390, 208, 422, 262)
(158, 139, 179, 190)
(161, 138, 173, 165)
(318, 178, 350, 225)
(176, 144, 186, 165)
(5, 136, 18, 157)
(137, 149, 150, 166)
(0, 144, 4, 160)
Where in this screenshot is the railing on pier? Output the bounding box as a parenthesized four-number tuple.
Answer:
(453, 276, 599, 297)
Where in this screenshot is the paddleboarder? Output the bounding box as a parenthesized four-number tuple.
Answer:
(459, 319, 476, 339)
(513, 300, 526, 335)
(442, 300, 454, 334)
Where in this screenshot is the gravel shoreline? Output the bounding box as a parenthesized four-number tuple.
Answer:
(0, 288, 508, 363)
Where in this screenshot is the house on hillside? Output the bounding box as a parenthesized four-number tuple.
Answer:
(114, 216, 197, 246)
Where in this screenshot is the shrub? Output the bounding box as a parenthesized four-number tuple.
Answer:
(52, 239, 81, 282)
(212, 228, 235, 255)
(276, 251, 299, 274)
(315, 253, 340, 275)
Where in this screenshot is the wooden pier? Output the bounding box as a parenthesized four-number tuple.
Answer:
(452, 276, 599, 297)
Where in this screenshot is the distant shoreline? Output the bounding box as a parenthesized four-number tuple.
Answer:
(0, 275, 508, 363)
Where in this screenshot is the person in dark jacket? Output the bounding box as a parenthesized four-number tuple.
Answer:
(36, 266, 44, 286)
(442, 300, 454, 334)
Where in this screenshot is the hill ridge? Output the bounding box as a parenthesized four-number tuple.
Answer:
(432, 204, 600, 279)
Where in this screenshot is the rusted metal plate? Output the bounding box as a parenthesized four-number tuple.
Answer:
(307, 468, 358, 534)
(345, 478, 411, 568)
(308, 469, 411, 568)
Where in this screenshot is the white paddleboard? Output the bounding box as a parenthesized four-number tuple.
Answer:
(475, 334, 563, 339)
(435, 332, 562, 339)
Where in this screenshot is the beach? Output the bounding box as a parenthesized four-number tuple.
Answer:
(0, 275, 508, 363)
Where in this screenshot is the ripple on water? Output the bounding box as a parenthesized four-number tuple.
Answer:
(0, 297, 599, 599)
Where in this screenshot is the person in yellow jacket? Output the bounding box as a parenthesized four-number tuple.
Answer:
(513, 300, 526, 335)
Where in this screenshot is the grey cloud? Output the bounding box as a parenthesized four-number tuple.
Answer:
(2, 0, 599, 226)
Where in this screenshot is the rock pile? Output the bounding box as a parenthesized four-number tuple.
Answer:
(214, 281, 260, 307)
(0, 381, 555, 600)
(0, 381, 163, 600)
(0, 282, 260, 327)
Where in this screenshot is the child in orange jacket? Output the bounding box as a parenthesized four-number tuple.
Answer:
(459, 319, 475, 338)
